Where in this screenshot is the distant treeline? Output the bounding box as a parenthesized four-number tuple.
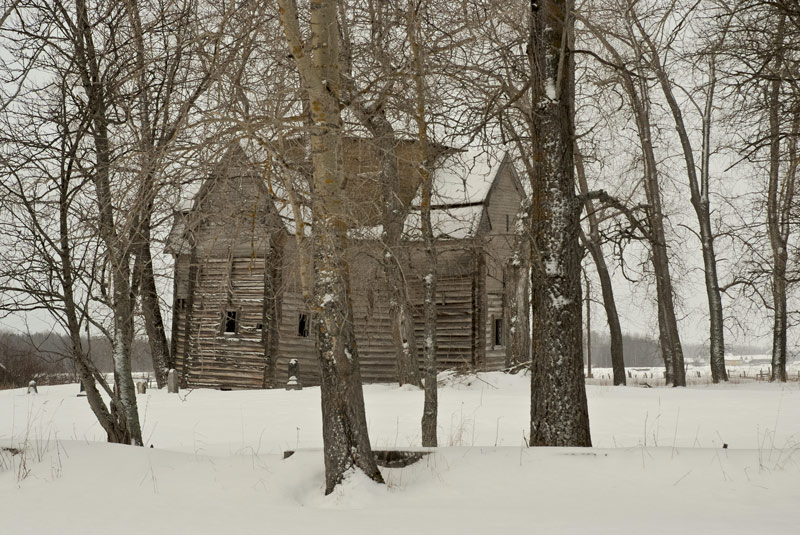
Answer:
(0, 328, 773, 389)
(0, 330, 153, 389)
(584, 331, 769, 368)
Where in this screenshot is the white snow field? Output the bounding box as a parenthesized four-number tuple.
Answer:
(2, 371, 799, 534)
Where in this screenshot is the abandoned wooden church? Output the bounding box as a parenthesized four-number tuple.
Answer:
(166, 140, 530, 389)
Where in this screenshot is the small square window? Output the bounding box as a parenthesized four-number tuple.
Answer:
(298, 313, 309, 337)
(256, 322, 264, 331)
(176, 298, 187, 310)
(223, 310, 237, 334)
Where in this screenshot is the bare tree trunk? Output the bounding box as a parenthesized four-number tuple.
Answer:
(528, 0, 591, 447)
(581, 15, 686, 386)
(262, 238, 283, 388)
(134, 235, 171, 388)
(507, 212, 531, 368)
(180, 243, 199, 388)
(636, 77, 686, 387)
(375, 130, 421, 387)
(407, 0, 438, 447)
(585, 271, 592, 378)
(658, 300, 674, 384)
(652, 233, 686, 387)
(122, 0, 170, 389)
(767, 117, 794, 384)
(121, 0, 223, 390)
(766, 13, 793, 382)
(771, 263, 788, 382)
(342, 102, 421, 387)
(575, 145, 625, 385)
(74, 0, 142, 444)
(420, 193, 438, 447)
(278, 0, 382, 493)
(699, 59, 728, 383)
(57, 160, 129, 444)
(633, 22, 728, 382)
(337, 5, 422, 388)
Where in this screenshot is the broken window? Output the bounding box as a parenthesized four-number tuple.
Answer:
(298, 313, 309, 337)
(223, 310, 238, 334)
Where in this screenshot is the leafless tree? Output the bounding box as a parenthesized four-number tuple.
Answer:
(610, 0, 730, 382)
(277, 0, 383, 494)
(716, 0, 800, 382)
(1, 0, 242, 442)
(405, 0, 439, 447)
(526, 0, 592, 445)
(449, 0, 590, 443)
(577, 3, 688, 386)
(338, 1, 422, 387)
(574, 138, 626, 385)
(0, 62, 134, 442)
(118, 0, 236, 388)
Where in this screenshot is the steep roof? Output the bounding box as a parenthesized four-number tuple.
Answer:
(429, 148, 501, 206)
(165, 142, 284, 255)
(167, 144, 516, 253)
(403, 148, 511, 240)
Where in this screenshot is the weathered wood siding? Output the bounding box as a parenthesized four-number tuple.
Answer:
(170, 147, 287, 389)
(186, 256, 268, 389)
(174, 237, 317, 389)
(170, 149, 529, 389)
(337, 241, 480, 382)
(369, 242, 479, 373)
(483, 159, 527, 369)
(273, 239, 318, 387)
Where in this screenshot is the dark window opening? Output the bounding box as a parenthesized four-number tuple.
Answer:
(298, 313, 309, 337)
(224, 310, 237, 334)
(505, 214, 510, 232)
(494, 318, 504, 347)
(176, 298, 187, 310)
(256, 323, 264, 331)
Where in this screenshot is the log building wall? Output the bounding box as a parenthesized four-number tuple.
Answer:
(169, 149, 530, 389)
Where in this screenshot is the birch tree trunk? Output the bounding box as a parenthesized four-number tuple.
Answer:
(53, 115, 129, 444)
(278, 0, 383, 493)
(528, 0, 591, 447)
(60, 213, 129, 444)
(2, 1, 152, 443)
(407, 0, 438, 447)
(74, 0, 143, 444)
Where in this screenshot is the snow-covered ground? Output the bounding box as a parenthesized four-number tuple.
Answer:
(2, 371, 799, 534)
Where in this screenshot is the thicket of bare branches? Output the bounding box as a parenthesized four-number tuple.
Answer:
(2, 0, 798, 494)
